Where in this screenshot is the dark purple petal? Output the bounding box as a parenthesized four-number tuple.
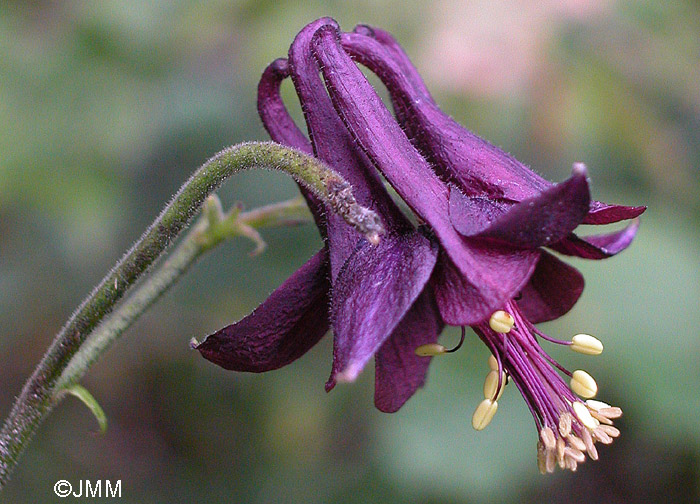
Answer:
(327, 232, 438, 387)
(257, 57, 326, 233)
(517, 251, 584, 323)
(448, 189, 510, 236)
(549, 219, 641, 259)
(352, 24, 436, 104)
(450, 164, 591, 249)
(374, 290, 443, 413)
(430, 247, 539, 326)
(289, 18, 410, 279)
(257, 58, 312, 153)
(583, 200, 646, 224)
(312, 25, 539, 318)
(340, 29, 551, 200)
(196, 249, 330, 372)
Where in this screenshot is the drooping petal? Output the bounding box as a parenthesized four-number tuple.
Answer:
(257, 57, 327, 233)
(374, 290, 443, 413)
(549, 219, 641, 259)
(447, 189, 510, 237)
(196, 248, 330, 372)
(449, 164, 591, 249)
(289, 17, 410, 280)
(429, 245, 539, 326)
(583, 200, 646, 225)
(343, 28, 646, 229)
(327, 232, 438, 387)
(340, 29, 551, 200)
(352, 24, 436, 104)
(312, 24, 539, 321)
(517, 251, 584, 324)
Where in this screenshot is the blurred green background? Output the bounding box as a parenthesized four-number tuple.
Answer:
(1, 0, 698, 502)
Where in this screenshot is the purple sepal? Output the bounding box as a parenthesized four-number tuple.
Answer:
(326, 232, 438, 387)
(374, 290, 443, 412)
(449, 165, 591, 249)
(550, 219, 641, 259)
(196, 249, 330, 372)
(518, 251, 584, 324)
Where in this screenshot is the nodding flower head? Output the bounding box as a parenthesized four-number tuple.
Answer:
(196, 18, 642, 474)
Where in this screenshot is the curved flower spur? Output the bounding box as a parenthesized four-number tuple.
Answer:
(196, 18, 443, 414)
(197, 18, 645, 473)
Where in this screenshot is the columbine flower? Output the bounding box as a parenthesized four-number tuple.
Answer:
(197, 18, 443, 413)
(196, 18, 644, 472)
(305, 20, 643, 472)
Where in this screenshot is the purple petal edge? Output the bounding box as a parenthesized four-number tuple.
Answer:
(518, 251, 584, 324)
(550, 219, 641, 259)
(583, 201, 646, 224)
(196, 248, 330, 372)
(450, 164, 591, 249)
(374, 290, 443, 413)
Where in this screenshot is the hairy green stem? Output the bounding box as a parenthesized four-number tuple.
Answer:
(56, 196, 311, 391)
(0, 142, 383, 489)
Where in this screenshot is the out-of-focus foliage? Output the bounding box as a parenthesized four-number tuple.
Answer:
(1, 1, 698, 502)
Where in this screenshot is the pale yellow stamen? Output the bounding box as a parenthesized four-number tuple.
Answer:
(585, 399, 611, 411)
(537, 442, 547, 474)
(565, 447, 586, 464)
(471, 399, 498, 430)
(483, 370, 506, 401)
(556, 437, 566, 469)
(414, 343, 447, 356)
(488, 354, 499, 371)
(570, 334, 604, 355)
(559, 412, 573, 438)
(540, 427, 556, 450)
(572, 401, 599, 430)
(567, 434, 586, 452)
(570, 370, 598, 398)
(592, 428, 613, 445)
(598, 425, 620, 438)
(545, 447, 556, 473)
(489, 310, 514, 333)
(590, 410, 614, 425)
(598, 406, 623, 419)
(580, 427, 599, 460)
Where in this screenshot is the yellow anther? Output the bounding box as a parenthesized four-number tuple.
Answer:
(537, 442, 547, 474)
(489, 310, 514, 333)
(483, 370, 506, 400)
(570, 370, 598, 398)
(567, 434, 586, 452)
(488, 354, 499, 371)
(471, 399, 498, 430)
(572, 401, 599, 430)
(540, 426, 556, 450)
(585, 399, 611, 411)
(558, 412, 572, 438)
(570, 334, 604, 355)
(414, 344, 447, 356)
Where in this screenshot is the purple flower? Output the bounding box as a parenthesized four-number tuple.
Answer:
(197, 18, 442, 413)
(196, 19, 645, 471)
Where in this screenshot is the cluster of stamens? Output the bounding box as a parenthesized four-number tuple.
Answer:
(414, 301, 622, 474)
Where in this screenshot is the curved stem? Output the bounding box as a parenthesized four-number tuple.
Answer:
(0, 141, 383, 489)
(56, 196, 311, 392)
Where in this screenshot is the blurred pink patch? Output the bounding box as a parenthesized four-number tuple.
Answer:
(418, 0, 612, 98)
